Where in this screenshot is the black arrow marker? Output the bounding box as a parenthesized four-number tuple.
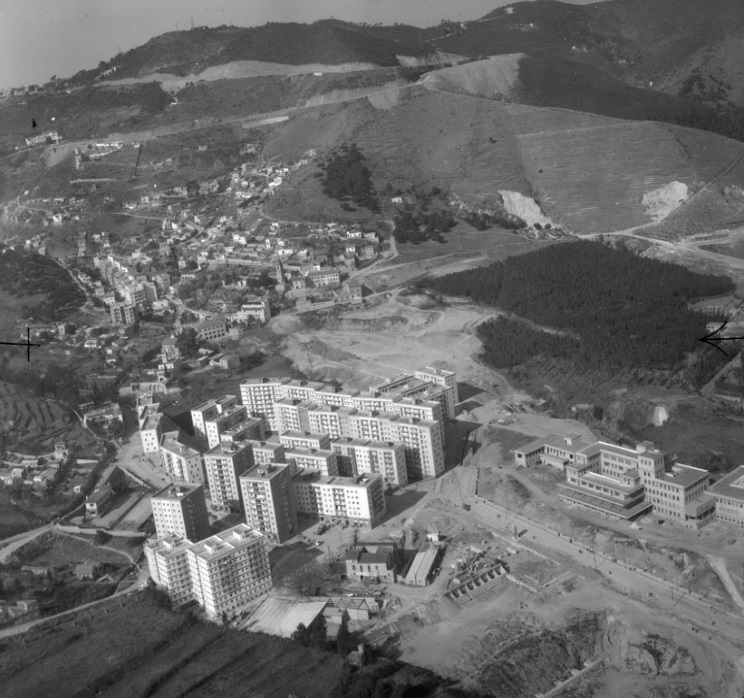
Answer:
(0, 327, 42, 362)
(698, 320, 744, 358)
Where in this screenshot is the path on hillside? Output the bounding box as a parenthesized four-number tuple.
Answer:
(707, 556, 744, 614)
(0, 524, 55, 563)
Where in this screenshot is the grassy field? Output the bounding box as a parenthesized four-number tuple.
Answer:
(22, 533, 131, 567)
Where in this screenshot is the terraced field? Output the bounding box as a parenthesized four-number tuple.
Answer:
(510, 113, 696, 232)
(0, 382, 71, 442)
(665, 124, 744, 183)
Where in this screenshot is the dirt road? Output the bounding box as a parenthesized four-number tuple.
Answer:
(469, 496, 744, 646)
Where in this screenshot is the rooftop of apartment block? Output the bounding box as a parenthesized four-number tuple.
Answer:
(188, 524, 264, 561)
(152, 483, 202, 501)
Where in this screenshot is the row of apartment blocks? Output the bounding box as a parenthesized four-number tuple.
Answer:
(514, 434, 744, 530)
(145, 523, 272, 618)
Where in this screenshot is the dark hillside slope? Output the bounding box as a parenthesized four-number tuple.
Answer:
(434, 0, 744, 108)
(73, 21, 429, 82)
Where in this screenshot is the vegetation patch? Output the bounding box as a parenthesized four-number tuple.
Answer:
(421, 240, 734, 376)
(318, 143, 379, 212)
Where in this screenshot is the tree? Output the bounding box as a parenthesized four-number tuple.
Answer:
(284, 561, 333, 596)
(175, 328, 200, 360)
(336, 613, 355, 655)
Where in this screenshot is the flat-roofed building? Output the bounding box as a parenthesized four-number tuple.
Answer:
(160, 435, 205, 484)
(240, 464, 296, 543)
(140, 413, 170, 454)
(240, 377, 291, 432)
(145, 534, 193, 607)
(348, 412, 443, 481)
(274, 398, 312, 434)
(187, 524, 271, 618)
(245, 440, 286, 465)
(204, 405, 262, 449)
(279, 431, 331, 451)
(306, 404, 355, 439)
(285, 448, 339, 477)
(643, 463, 713, 529)
(353, 440, 407, 487)
(204, 441, 255, 512)
(708, 465, 744, 527)
(414, 366, 458, 418)
(191, 394, 239, 439)
(290, 470, 386, 528)
(513, 433, 592, 471)
(150, 483, 210, 542)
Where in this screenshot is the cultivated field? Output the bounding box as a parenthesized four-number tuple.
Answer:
(511, 115, 696, 232)
(0, 592, 346, 698)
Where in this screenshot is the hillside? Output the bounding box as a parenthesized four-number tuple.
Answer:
(0, 590, 477, 698)
(261, 86, 744, 234)
(71, 21, 430, 84)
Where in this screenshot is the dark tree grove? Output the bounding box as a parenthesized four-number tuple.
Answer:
(421, 240, 734, 371)
(319, 143, 380, 211)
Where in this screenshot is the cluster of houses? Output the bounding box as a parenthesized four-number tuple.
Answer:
(0, 443, 69, 490)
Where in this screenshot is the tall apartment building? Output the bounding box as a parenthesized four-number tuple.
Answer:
(285, 448, 339, 477)
(306, 405, 355, 439)
(331, 438, 408, 486)
(709, 466, 744, 527)
(414, 366, 458, 418)
(145, 534, 193, 607)
(110, 302, 138, 326)
(187, 524, 272, 618)
(240, 377, 291, 432)
(348, 411, 444, 480)
(204, 405, 262, 449)
(140, 413, 174, 454)
(274, 398, 313, 434)
(244, 440, 286, 465)
(204, 441, 255, 512)
(290, 470, 386, 528)
(150, 483, 210, 542)
(240, 464, 296, 543)
(160, 435, 206, 484)
(191, 394, 239, 439)
(279, 431, 331, 451)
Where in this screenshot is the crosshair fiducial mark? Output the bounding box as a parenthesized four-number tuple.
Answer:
(0, 327, 42, 362)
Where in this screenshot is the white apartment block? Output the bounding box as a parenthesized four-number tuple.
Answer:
(285, 448, 339, 477)
(348, 411, 444, 480)
(160, 436, 205, 484)
(140, 413, 168, 454)
(204, 405, 261, 449)
(331, 438, 408, 486)
(244, 440, 286, 465)
(187, 524, 272, 618)
(709, 466, 744, 527)
(191, 394, 239, 439)
(239, 464, 296, 543)
(279, 431, 331, 451)
(414, 366, 458, 418)
(145, 534, 194, 607)
(290, 470, 386, 528)
(240, 378, 291, 432)
(643, 463, 713, 525)
(150, 483, 211, 542)
(204, 441, 255, 512)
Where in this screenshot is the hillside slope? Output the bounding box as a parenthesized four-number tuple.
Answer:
(263, 87, 744, 233)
